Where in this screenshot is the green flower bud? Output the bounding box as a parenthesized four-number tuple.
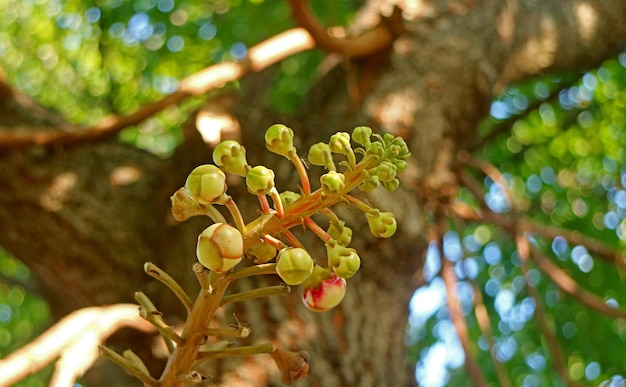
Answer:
(366, 209, 397, 238)
(325, 239, 360, 278)
(381, 178, 400, 192)
(392, 159, 408, 173)
(328, 132, 351, 154)
(212, 140, 250, 177)
(197, 223, 243, 272)
(307, 142, 334, 169)
(185, 164, 227, 204)
(246, 166, 275, 195)
(280, 190, 301, 207)
(352, 126, 372, 148)
(248, 241, 277, 264)
(327, 221, 352, 246)
(302, 268, 346, 312)
(363, 142, 384, 163)
(358, 174, 379, 193)
(265, 124, 295, 158)
(391, 137, 411, 160)
(276, 247, 315, 285)
(376, 161, 397, 182)
(320, 171, 345, 194)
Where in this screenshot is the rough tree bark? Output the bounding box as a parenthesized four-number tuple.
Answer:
(0, 0, 625, 386)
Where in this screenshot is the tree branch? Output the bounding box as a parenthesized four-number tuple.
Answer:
(456, 170, 626, 270)
(436, 219, 488, 387)
(0, 28, 315, 149)
(0, 304, 154, 387)
(529, 245, 626, 319)
(287, 0, 401, 58)
(515, 235, 575, 385)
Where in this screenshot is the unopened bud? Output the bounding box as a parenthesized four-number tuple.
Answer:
(320, 171, 345, 194)
(185, 165, 227, 204)
(265, 124, 295, 158)
(302, 269, 347, 312)
(276, 247, 314, 285)
(212, 140, 250, 176)
(327, 221, 352, 246)
(366, 209, 397, 238)
(246, 166, 275, 195)
(328, 132, 351, 154)
(196, 223, 243, 272)
(325, 239, 360, 278)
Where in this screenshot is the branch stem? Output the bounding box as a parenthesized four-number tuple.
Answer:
(144, 262, 193, 313)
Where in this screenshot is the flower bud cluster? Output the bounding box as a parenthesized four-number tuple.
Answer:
(174, 124, 408, 311)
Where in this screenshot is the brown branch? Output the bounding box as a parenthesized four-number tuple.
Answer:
(521, 219, 626, 270)
(469, 280, 512, 387)
(0, 304, 154, 387)
(436, 219, 488, 387)
(515, 235, 575, 385)
(529, 245, 626, 319)
(0, 28, 315, 149)
(456, 170, 626, 270)
(287, 0, 401, 58)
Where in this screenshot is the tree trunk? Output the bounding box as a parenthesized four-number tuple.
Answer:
(1, 0, 625, 385)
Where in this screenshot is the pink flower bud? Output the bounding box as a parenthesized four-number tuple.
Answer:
(302, 273, 346, 312)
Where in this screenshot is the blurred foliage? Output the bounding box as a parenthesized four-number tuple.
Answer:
(3, 0, 626, 386)
(0, 249, 52, 386)
(408, 53, 626, 386)
(0, 0, 361, 156)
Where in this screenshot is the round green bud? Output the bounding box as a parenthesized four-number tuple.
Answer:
(265, 124, 295, 158)
(327, 221, 352, 246)
(352, 126, 372, 148)
(196, 223, 243, 272)
(393, 159, 408, 173)
(185, 164, 227, 204)
(212, 140, 250, 177)
(248, 241, 277, 264)
(276, 247, 314, 285)
(307, 142, 334, 169)
(358, 174, 379, 193)
(382, 178, 400, 192)
(366, 209, 397, 238)
(280, 190, 301, 207)
(391, 137, 410, 160)
(328, 132, 351, 154)
(246, 166, 275, 195)
(376, 161, 397, 182)
(326, 239, 360, 278)
(320, 171, 346, 194)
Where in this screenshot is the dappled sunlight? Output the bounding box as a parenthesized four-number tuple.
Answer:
(108, 165, 142, 187)
(195, 105, 241, 147)
(574, 1, 599, 47)
(39, 172, 77, 212)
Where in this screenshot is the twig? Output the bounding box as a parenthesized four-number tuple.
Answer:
(458, 152, 514, 208)
(456, 171, 626, 271)
(529, 245, 626, 319)
(98, 346, 158, 386)
(436, 219, 488, 387)
(0, 304, 154, 387)
(287, 0, 400, 58)
(515, 235, 575, 385)
(0, 28, 315, 148)
(144, 262, 193, 313)
(522, 219, 626, 270)
(469, 280, 512, 387)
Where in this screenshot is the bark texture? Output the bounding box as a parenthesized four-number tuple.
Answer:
(1, 0, 625, 385)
